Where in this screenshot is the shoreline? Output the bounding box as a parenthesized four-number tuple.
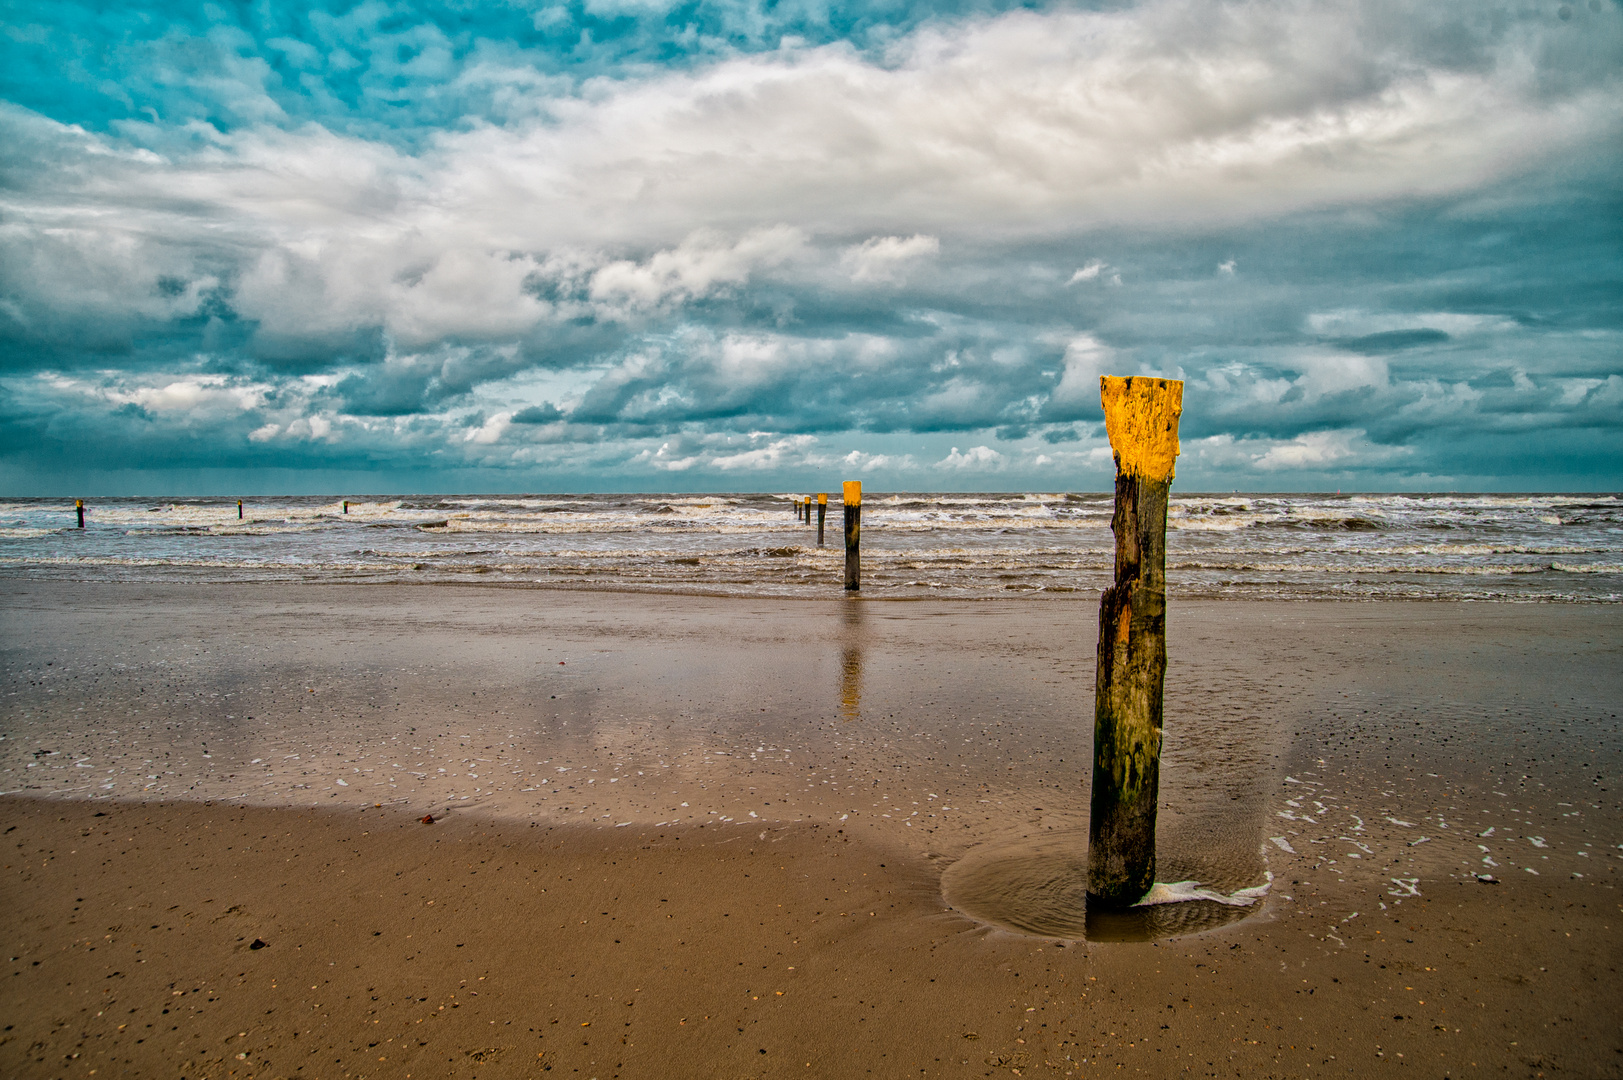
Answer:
(2, 581, 1619, 1077)
(4, 574, 1617, 607)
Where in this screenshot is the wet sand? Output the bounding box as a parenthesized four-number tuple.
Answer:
(2, 582, 1620, 1078)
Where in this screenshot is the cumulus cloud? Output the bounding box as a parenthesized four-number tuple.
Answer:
(937, 445, 1003, 469)
(635, 432, 823, 473)
(587, 228, 806, 317)
(1190, 428, 1412, 473)
(464, 411, 513, 444)
(42, 372, 270, 423)
(843, 449, 917, 473)
(1043, 336, 1120, 421)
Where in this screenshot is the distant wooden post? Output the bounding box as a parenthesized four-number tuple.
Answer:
(75, 499, 84, 529)
(817, 493, 827, 546)
(237, 500, 243, 520)
(843, 482, 861, 591)
(343, 500, 349, 515)
(1088, 375, 1183, 908)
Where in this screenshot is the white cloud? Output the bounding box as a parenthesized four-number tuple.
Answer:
(1068, 260, 1107, 284)
(583, 0, 680, 14)
(464, 411, 513, 444)
(1304, 309, 1519, 338)
(710, 435, 818, 471)
(588, 227, 805, 317)
(1290, 352, 1390, 398)
(636, 432, 821, 472)
(840, 234, 939, 283)
(936, 445, 1003, 469)
(1191, 428, 1412, 472)
(642, 441, 702, 472)
(1048, 335, 1117, 410)
(1555, 378, 1606, 407)
(7, 0, 1613, 359)
(47, 373, 271, 421)
(283, 414, 336, 441)
(1254, 429, 1364, 469)
(843, 449, 915, 473)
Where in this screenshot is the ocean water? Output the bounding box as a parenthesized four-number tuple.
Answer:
(1, 492, 1618, 601)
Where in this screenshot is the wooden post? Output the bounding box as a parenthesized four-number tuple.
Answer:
(1088, 375, 1183, 908)
(843, 481, 861, 591)
(75, 499, 84, 529)
(817, 493, 827, 546)
(343, 500, 349, 514)
(237, 500, 243, 520)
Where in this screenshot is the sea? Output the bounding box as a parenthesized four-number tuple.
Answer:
(1, 492, 1618, 602)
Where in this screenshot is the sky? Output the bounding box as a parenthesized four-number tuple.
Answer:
(1, 0, 1619, 495)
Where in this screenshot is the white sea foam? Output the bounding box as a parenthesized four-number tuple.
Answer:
(1136, 872, 1273, 907)
(2, 492, 1617, 600)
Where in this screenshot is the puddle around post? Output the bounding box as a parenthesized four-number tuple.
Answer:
(940, 833, 1266, 942)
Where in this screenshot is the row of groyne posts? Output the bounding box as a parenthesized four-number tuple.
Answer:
(68, 499, 359, 528)
(64, 377, 1181, 909)
(793, 378, 1186, 910)
(789, 481, 864, 591)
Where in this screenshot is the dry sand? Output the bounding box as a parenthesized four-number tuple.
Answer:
(2, 582, 1619, 1079)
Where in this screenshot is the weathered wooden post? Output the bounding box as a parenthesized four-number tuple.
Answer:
(817, 493, 827, 546)
(75, 499, 85, 529)
(843, 482, 861, 591)
(237, 500, 243, 520)
(1088, 375, 1183, 908)
(343, 500, 349, 514)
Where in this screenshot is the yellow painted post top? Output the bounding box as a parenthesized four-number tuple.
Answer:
(75, 499, 83, 508)
(818, 493, 827, 505)
(1100, 376, 1184, 482)
(843, 481, 862, 506)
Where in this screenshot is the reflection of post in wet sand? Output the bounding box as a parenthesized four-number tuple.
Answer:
(839, 599, 864, 721)
(840, 645, 863, 720)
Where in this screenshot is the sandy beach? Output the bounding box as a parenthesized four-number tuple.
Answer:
(2, 582, 1619, 1078)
